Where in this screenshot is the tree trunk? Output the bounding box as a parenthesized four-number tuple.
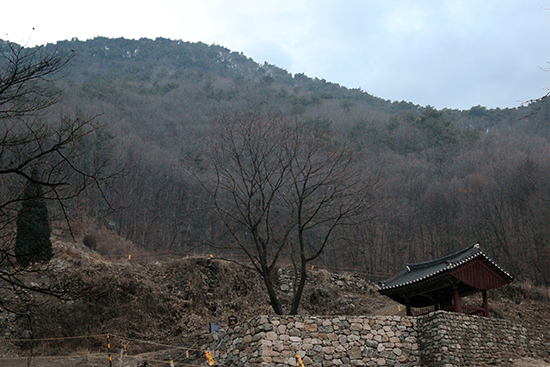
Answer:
(289, 257, 308, 315)
(262, 269, 284, 315)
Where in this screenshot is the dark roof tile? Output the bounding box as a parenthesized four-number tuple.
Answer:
(378, 243, 513, 292)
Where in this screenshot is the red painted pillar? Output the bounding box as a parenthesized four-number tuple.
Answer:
(406, 297, 412, 316)
(453, 284, 462, 313)
(482, 290, 489, 317)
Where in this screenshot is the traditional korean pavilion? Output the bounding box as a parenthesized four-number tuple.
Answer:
(377, 244, 513, 317)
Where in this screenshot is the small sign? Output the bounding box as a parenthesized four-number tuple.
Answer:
(228, 316, 238, 326)
(209, 322, 219, 333)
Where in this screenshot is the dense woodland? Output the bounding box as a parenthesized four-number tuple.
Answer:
(3, 37, 549, 286)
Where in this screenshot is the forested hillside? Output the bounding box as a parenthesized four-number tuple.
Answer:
(6, 37, 550, 286)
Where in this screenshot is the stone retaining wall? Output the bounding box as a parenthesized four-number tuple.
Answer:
(201, 315, 421, 366)
(418, 311, 550, 367)
(200, 312, 550, 366)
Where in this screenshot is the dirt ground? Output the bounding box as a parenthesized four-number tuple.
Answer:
(0, 354, 110, 367)
(2, 353, 549, 367)
(0, 355, 159, 367)
(0, 347, 203, 366)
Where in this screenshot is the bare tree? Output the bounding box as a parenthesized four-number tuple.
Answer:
(204, 111, 380, 314)
(0, 40, 112, 311)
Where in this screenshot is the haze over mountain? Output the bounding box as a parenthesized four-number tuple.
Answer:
(2, 0, 549, 110)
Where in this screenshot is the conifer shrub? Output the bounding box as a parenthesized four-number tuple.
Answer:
(15, 180, 53, 266)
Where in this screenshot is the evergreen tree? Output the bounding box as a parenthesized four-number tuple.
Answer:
(15, 179, 53, 266)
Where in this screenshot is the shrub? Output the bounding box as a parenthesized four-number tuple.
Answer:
(82, 234, 98, 250)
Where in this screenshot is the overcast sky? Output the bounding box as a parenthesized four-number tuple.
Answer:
(2, 0, 549, 110)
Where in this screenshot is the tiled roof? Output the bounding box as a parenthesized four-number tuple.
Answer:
(377, 243, 513, 292)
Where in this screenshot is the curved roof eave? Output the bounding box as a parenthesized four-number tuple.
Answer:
(377, 243, 513, 293)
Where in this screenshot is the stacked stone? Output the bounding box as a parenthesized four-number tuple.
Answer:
(202, 315, 420, 367)
(200, 311, 550, 366)
(418, 311, 550, 367)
